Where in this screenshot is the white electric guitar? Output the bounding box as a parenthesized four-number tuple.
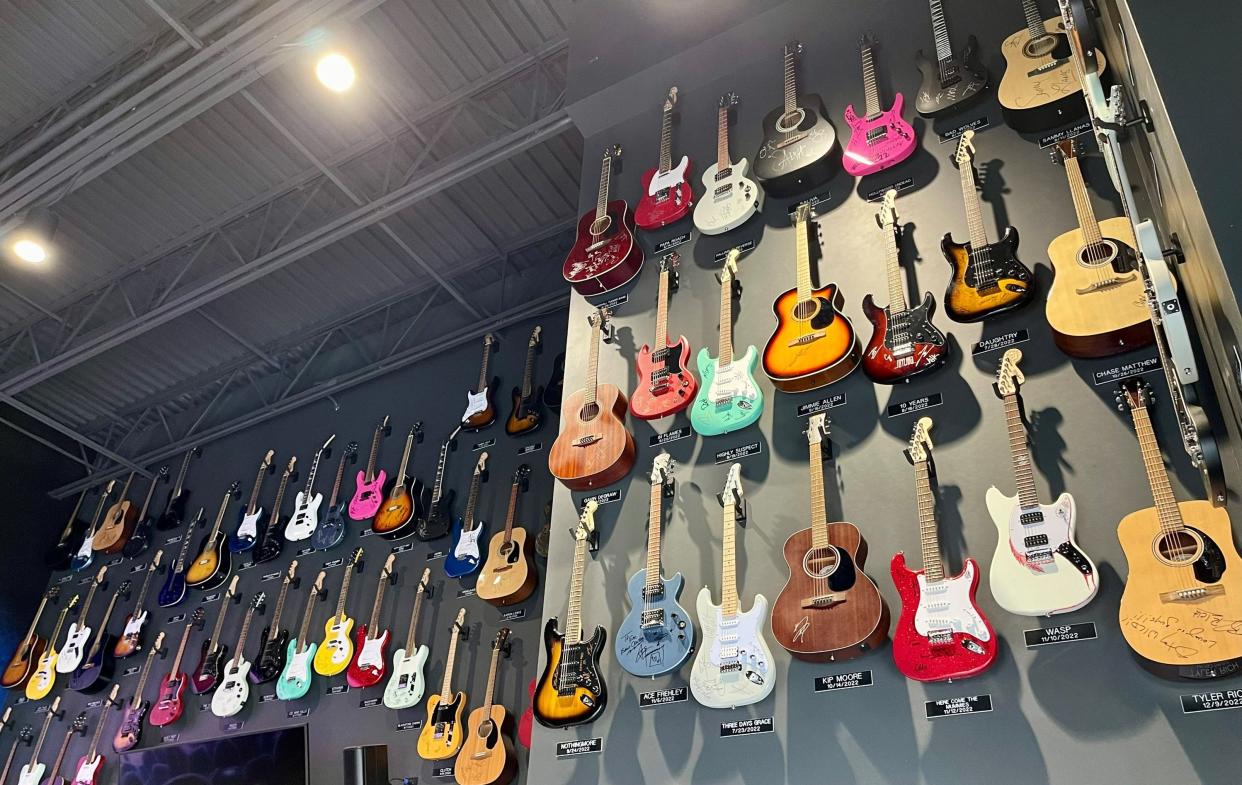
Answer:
(382, 567, 433, 709)
(693, 92, 763, 235)
(285, 434, 335, 541)
(211, 592, 264, 718)
(985, 349, 1098, 616)
(690, 464, 774, 709)
(231, 449, 275, 550)
(15, 696, 60, 785)
(56, 565, 106, 673)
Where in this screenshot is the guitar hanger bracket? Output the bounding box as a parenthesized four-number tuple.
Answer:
(229, 591, 242, 605)
(1163, 233, 1186, 266)
(455, 624, 470, 641)
(290, 576, 302, 590)
(419, 580, 434, 599)
(102, 692, 123, 710)
(601, 321, 617, 345)
(498, 639, 512, 659)
(313, 583, 329, 602)
(386, 569, 399, 587)
(662, 477, 676, 499)
(153, 643, 169, 659)
(1122, 99, 1154, 134)
(46, 705, 65, 721)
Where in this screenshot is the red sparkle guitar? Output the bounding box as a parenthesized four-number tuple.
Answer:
(562, 145, 643, 295)
(346, 554, 398, 688)
(634, 87, 693, 231)
(631, 251, 698, 419)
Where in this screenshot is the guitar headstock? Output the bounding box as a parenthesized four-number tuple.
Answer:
(149, 549, 164, 569)
(908, 417, 935, 463)
(150, 631, 166, 655)
(64, 594, 80, 613)
(190, 607, 207, 628)
(1052, 137, 1079, 166)
(106, 683, 120, 705)
(45, 586, 61, 602)
(17, 725, 32, 744)
(283, 456, 297, 476)
(70, 712, 88, 736)
(663, 86, 679, 112)
(349, 546, 365, 570)
(378, 554, 397, 585)
(722, 247, 741, 282)
(309, 571, 326, 598)
(513, 463, 531, 491)
(342, 441, 359, 464)
(318, 434, 336, 454)
(659, 251, 680, 274)
(859, 32, 878, 53)
(416, 567, 431, 593)
(793, 200, 812, 225)
(529, 325, 542, 348)
(492, 627, 511, 651)
(225, 574, 240, 599)
(284, 560, 299, 583)
(995, 349, 1025, 397)
(116, 580, 133, 597)
(650, 452, 673, 486)
(1116, 377, 1152, 412)
(474, 451, 489, 475)
(258, 450, 275, 472)
(722, 463, 744, 504)
(483, 333, 496, 351)
(576, 500, 599, 540)
(955, 130, 976, 167)
(225, 480, 241, 500)
(157, 465, 170, 483)
(602, 144, 622, 162)
(877, 189, 898, 232)
(719, 91, 739, 109)
(783, 40, 804, 59)
(806, 413, 830, 446)
(104, 479, 117, 496)
(93, 564, 108, 584)
(377, 415, 392, 437)
(588, 306, 612, 334)
(451, 607, 467, 633)
(250, 593, 267, 614)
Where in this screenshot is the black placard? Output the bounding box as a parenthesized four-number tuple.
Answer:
(396, 720, 423, 732)
(34, 705, 48, 715)
(1180, 689, 1242, 714)
(199, 703, 210, 713)
(79, 574, 95, 585)
(296, 547, 315, 557)
(1023, 622, 1098, 648)
(971, 329, 1030, 356)
(129, 563, 148, 574)
(457, 587, 476, 598)
(639, 686, 688, 708)
(164, 535, 182, 545)
(886, 392, 943, 418)
(500, 608, 526, 622)
(714, 240, 755, 263)
(202, 592, 222, 603)
(1092, 355, 1162, 385)
(582, 489, 621, 506)
(649, 427, 692, 447)
(431, 764, 455, 779)
(360, 697, 382, 708)
(260, 571, 283, 582)
(426, 550, 447, 561)
(287, 708, 311, 719)
(327, 684, 350, 696)
(224, 720, 244, 732)
(555, 737, 603, 757)
(167, 613, 186, 624)
(714, 442, 762, 465)
(391, 542, 413, 554)
(797, 393, 847, 418)
(1038, 120, 1093, 148)
(123, 665, 140, 677)
(360, 528, 374, 538)
(323, 557, 345, 569)
(237, 561, 256, 572)
(162, 733, 180, 744)
(517, 441, 544, 455)
(785, 190, 833, 216)
(719, 717, 774, 737)
(925, 694, 993, 719)
(596, 293, 629, 312)
(473, 438, 496, 452)
(86, 699, 103, 709)
(814, 670, 874, 692)
(14, 697, 27, 705)
(653, 232, 692, 254)
(260, 693, 277, 703)
(939, 116, 990, 143)
(55, 574, 72, 584)
(108, 556, 124, 566)
(865, 176, 914, 202)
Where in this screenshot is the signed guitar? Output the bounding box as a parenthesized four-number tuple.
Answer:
(998, 0, 1103, 132)
(455, 627, 518, 785)
(277, 570, 326, 701)
(462, 334, 499, 431)
(311, 441, 358, 551)
(39, 709, 86, 785)
(477, 466, 538, 607)
(228, 449, 275, 552)
(753, 41, 837, 198)
(631, 252, 698, 421)
(349, 416, 391, 521)
(505, 326, 544, 436)
(211, 594, 264, 718)
(92, 472, 137, 555)
(252, 456, 297, 564)
(694, 92, 763, 235)
(842, 35, 916, 177)
(634, 87, 693, 231)
(150, 608, 206, 726)
(382, 567, 433, 710)
(416, 608, 469, 761)
(1, 587, 57, 689)
(347, 554, 398, 688)
(250, 560, 298, 684)
(313, 547, 365, 677)
(915, 0, 987, 116)
(112, 631, 166, 752)
(189, 575, 240, 694)
(561, 145, 643, 294)
(445, 453, 490, 579)
(371, 423, 427, 539)
(286, 435, 336, 541)
(185, 482, 241, 589)
(114, 550, 163, 658)
(154, 445, 201, 532)
(691, 248, 763, 436)
(70, 482, 113, 572)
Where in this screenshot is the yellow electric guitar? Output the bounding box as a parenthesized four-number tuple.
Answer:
(313, 547, 364, 676)
(25, 596, 77, 701)
(416, 608, 469, 761)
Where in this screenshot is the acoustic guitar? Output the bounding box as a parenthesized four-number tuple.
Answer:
(634, 87, 693, 231)
(24, 597, 75, 701)
(92, 472, 138, 555)
(630, 252, 698, 420)
(113, 633, 166, 753)
(454, 628, 518, 785)
(1, 586, 58, 689)
(504, 326, 544, 436)
(998, 0, 1104, 132)
(462, 334, 499, 431)
(752, 41, 837, 198)
(561, 145, 643, 295)
(371, 423, 427, 539)
(476, 466, 538, 607)
(914, 0, 988, 117)
(184, 482, 241, 589)
(417, 608, 469, 761)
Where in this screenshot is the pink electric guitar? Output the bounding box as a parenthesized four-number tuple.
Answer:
(348, 416, 391, 521)
(630, 251, 698, 420)
(842, 35, 916, 177)
(634, 87, 693, 231)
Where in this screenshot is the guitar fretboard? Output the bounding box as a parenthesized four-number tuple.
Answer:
(1021, 0, 1047, 40)
(364, 423, 384, 483)
(717, 268, 735, 364)
(56, 490, 87, 543)
(520, 332, 538, 400)
(716, 105, 731, 171)
(882, 213, 908, 312)
(958, 147, 990, 250)
(860, 42, 882, 119)
(782, 46, 798, 117)
(794, 208, 814, 304)
(914, 458, 945, 582)
(206, 586, 235, 652)
(1063, 152, 1105, 246)
(401, 573, 429, 654)
(295, 574, 324, 649)
(1129, 397, 1186, 535)
(246, 458, 268, 515)
(479, 635, 505, 718)
(565, 536, 589, 644)
(584, 316, 604, 407)
(475, 337, 492, 394)
(439, 616, 464, 700)
(169, 448, 195, 504)
(657, 101, 673, 175)
(463, 468, 484, 533)
(594, 155, 612, 229)
(333, 562, 356, 621)
(267, 574, 294, 643)
(367, 563, 393, 632)
(1002, 392, 1040, 509)
(131, 641, 161, 710)
(231, 606, 258, 668)
(264, 465, 294, 536)
(929, 0, 954, 65)
(327, 449, 349, 507)
(501, 479, 521, 545)
(808, 437, 831, 551)
(721, 489, 740, 618)
(654, 266, 671, 351)
(431, 440, 450, 504)
(169, 617, 195, 678)
(644, 476, 665, 596)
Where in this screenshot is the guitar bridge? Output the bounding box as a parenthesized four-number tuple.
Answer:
(1075, 274, 1137, 294)
(776, 133, 807, 149)
(572, 434, 601, 447)
(801, 594, 841, 609)
(1159, 585, 1226, 603)
(788, 332, 825, 347)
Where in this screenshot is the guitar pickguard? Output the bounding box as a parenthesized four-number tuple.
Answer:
(913, 564, 991, 642)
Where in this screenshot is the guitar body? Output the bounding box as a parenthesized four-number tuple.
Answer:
(185, 532, 230, 589)
(561, 201, 644, 295)
(690, 347, 764, 437)
(112, 701, 148, 753)
(986, 489, 1097, 616)
(771, 522, 889, 661)
(71, 752, 106, 785)
(890, 552, 996, 682)
(998, 18, 1105, 132)
(630, 335, 698, 420)
(56, 625, 91, 674)
(284, 491, 323, 541)
(15, 763, 45, 785)
(121, 515, 155, 559)
(157, 563, 187, 608)
(24, 649, 58, 700)
(614, 569, 694, 677)
(189, 642, 228, 695)
(941, 229, 1033, 322)
(249, 629, 289, 684)
(228, 507, 263, 553)
(382, 644, 429, 710)
(313, 617, 355, 676)
(276, 641, 316, 701)
(463, 385, 498, 431)
(445, 519, 486, 578)
(634, 157, 694, 231)
(455, 705, 517, 785)
(694, 157, 763, 235)
(763, 285, 860, 392)
(1, 634, 44, 688)
(149, 672, 187, 726)
(860, 292, 949, 384)
(68, 638, 115, 692)
(417, 692, 468, 760)
(532, 619, 607, 728)
(1045, 216, 1153, 357)
(371, 480, 420, 539)
(689, 589, 774, 709)
(505, 387, 543, 436)
(155, 490, 189, 531)
(841, 95, 917, 177)
(311, 503, 348, 551)
(349, 470, 388, 521)
(1117, 501, 1242, 678)
(914, 39, 988, 117)
(45, 517, 88, 569)
(415, 491, 453, 542)
(93, 501, 136, 554)
(252, 521, 286, 565)
(517, 678, 534, 749)
(210, 660, 252, 717)
(476, 530, 538, 606)
(548, 384, 636, 491)
(113, 611, 148, 658)
(753, 94, 838, 198)
(346, 627, 390, 688)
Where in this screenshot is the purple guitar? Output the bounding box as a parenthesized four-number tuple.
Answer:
(842, 35, 916, 177)
(348, 416, 389, 521)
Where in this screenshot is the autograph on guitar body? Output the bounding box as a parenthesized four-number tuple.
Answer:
(841, 36, 916, 177)
(630, 252, 697, 420)
(753, 42, 838, 198)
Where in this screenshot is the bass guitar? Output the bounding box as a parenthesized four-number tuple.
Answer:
(382, 567, 432, 710)
(548, 307, 635, 490)
(416, 609, 469, 761)
(615, 453, 693, 677)
(504, 326, 544, 436)
(313, 547, 365, 676)
(347, 554, 398, 688)
(455, 628, 517, 785)
(462, 334, 499, 431)
(44, 490, 88, 570)
(690, 248, 763, 436)
(634, 86, 693, 231)
(112, 632, 165, 752)
(311, 441, 358, 551)
(445, 453, 489, 579)
(189, 575, 240, 694)
(286, 435, 336, 541)
(114, 550, 163, 658)
(157, 507, 203, 607)
(861, 190, 949, 383)
(694, 92, 763, 235)
(39, 709, 86, 785)
(154, 445, 200, 531)
(842, 35, 916, 177)
(891, 417, 996, 681)
(24, 596, 75, 701)
(252, 456, 297, 564)
(533, 502, 607, 728)
(92, 472, 137, 555)
(371, 423, 427, 539)
(211, 594, 264, 718)
(149, 608, 207, 727)
(56, 566, 107, 674)
(914, 0, 988, 116)
(68, 579, 130, 693)
(415, 429, 459, 541)
(70, 481, 113, 572)
(772, 415, 889, 660)
(998, 0, 1102, 132)
(631, 251, 698, 420)
(349, 416, 391, 521)
(120, 466, 169, 559)
(185, 481, 241, 589)
(1, 586, 58, 689)
(561, 145, 643, 294)
(228, 449, 275, 552)
(250, 560, 298, 684)
(277, 570, 327, 701)
(753, 41, 837, 197)
(14, 695, 60, 785)
(477, 466, 538, 607)
(70, 687, 118, 784)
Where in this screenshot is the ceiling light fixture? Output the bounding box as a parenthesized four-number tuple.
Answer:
(316, 52, 356, 92)
(9, 207, 58, 266)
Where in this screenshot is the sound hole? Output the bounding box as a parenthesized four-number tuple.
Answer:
(802, 546, 841, 579)
(1023, 35, 1059, 58)
(776, 108, 806, 134)
(1153, 530, 1204, 567)
(579, 402, 600, 422)
(1077, 240, 1119, 268)
(793, 298, 819, 321)
(589, 215, 612, 238)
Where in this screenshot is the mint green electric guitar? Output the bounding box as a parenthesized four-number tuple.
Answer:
(276, 570, 324, 701)
(691, 248, 764, 436)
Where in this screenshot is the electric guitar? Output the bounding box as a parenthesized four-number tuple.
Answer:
(772, 415, 889, 660)
(228, 449, 275, 552)
(533, 502, 607, 728)
(313, 547, 365, 676)
(504, 326, 544, 436)
(211, 594, 264, 718)
(462, 334, 500, 431)
(694, 92, 763, 235)
(252, 456, 297, 564)
(14, 695, 60, 785)
(70, 687, 118, 785)
(112, 632, 166, 752)
(56, 566, 107, 674)
(70, 481, 113, 572)
(454, 627, 518, 785)
(415, 429, 459, 541)
(445, 453, 490, 579)
(349, 415, 391, 521)
(0, 723, 32, 785)
(157, 507, 203, 607)
(548, 307, 636, 490)
(149, 608, 206, 727)
(998, 0, 1102, 132)
(690, 248, 763, 436)
(543, 353, 564, 413)
(286, 435, 336, 541)
(25, 596, 76, 701)
(753, 41, 838, 197)
(68, 579, 130, 693)
(842, 35, 916, 177)
(154, 445, 201, 531)
(561, 145, 643, 295)
(250, 560, 298, 684)
(631, 251, 698, 420)
(942, 130, 1033, 322)
(311, 441, 358, 551)
(92, 472, 137, 555)
(416, 608, 469, 761)
(635, 86, 693, 231)
(371, 422, 426, 539)
(346, 554, 397, 688)
(763, 201, 860, 391)
(1, 586, 58, 689)
(477, 466, 538, 607)
(120, 466, 169, 559)
(861, 190, 949, 383)
(891, 417, 996, 681)
(690, 465, 775, 708)
(189, 575, 240, 694)
(45, 489, 89, 570)
(615, 453, 693, 677)
(185, 481, 241, 589)
(277, 570, 326, 701)
(39, 710, 86, 785)
(914, 0, 988, 116)
(114, 550, 163, 658)
(382, 567, 432, 710)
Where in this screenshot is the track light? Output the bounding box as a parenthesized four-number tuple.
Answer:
(9, 207, 58, 266)
(316, 52, 356, 92)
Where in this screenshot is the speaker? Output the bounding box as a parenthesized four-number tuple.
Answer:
(343, 744, 389, 785)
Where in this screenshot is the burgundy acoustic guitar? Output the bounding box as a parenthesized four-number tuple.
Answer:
(562, 145, 643, 295)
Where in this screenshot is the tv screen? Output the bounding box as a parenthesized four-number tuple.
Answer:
(119, 726, 308, 785)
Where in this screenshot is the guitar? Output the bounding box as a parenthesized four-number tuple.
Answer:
(542, 352, 564, 413)
(68, 579, 130, 693)
(561, 145, 643, 294)
(548, 307, 636, 490)
(631, 252, 698, 420)
(535, 500, 551, 560)
(111, 632, 165, 752)
(346, 554, 398, 688)
(0, 724, 32, 785)
(40, 710, 86, 785)
(277, 570, 327, 701)
(286, 435, 336, 541)
(70, 481, 113, 572)
(504, 326, 544, 436)
(461, 334, 500, 430)
(1, 587, 58, 689)
(149, 608, 206, 726)
(120, 466, 169, 559)
(92, 472, 137, 555)
(313, 547, 365, 676)
(311, 441, 358, 551)
(942, 130, 1033, 322)
(24, 596, 75, 701)
(371, 423, 428, 539)
(634, 87, 693, 231)
(998, 0, 1103, 132)
(861, 190, 949, 383)
(477, 466, 538, 607)
(533, 502, 607, 728)
(1115, 380, 1242, 679)
(842, 35, 916, 177)
(252, 456, 297, 564)
(157, 507, 203, 607)
(763, 201, 860, 391)
(416, 608, 469, 760)
(349, 415, 391, 521)
(14, 696, 60, 785)
(753, 41, 837, 198)
(211, 594, 264, 718)
(114, 550, 163, 658)
(154, 445, 201, 531)
(44, 490, 89, 569)
(615, 453, 693, 677)
(228, 449, 275, 552)
(690, 248, 763, 436)
(1045, 138, 1152, 357)
(70, 687, 118, 785)
(694, 92, 763, 235)
(250, 560, 298, 684)
(382, 567, 432, 710)
(185, 481, 241, 589)
(772, 415, 889, 660)
(891, 417, 996, 681)
(517, 679, 534, 749)
(56, 566, 107, 674)
(445, 453, 490, 579)
(189, 575, 240, 694)
(415, 429, 459, 541)
(690, 465, 775, 708)
(915, 0, 988, 117)
(455, 628, 517, 785)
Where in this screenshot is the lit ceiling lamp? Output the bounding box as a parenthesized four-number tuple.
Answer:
(9, 207, 58, 265)
(316, 52, 356, 92)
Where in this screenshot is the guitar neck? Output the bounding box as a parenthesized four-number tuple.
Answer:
(1129, 399, 1186, 533)
(644, 479, 665, 594)
(328, 451, 349, 507)
(959, 151, 989, 249)
(657, 103, 673, 174)
(367, 571, 390, 632)
(721, 494, 740, 617)
(808, 438, 831, 550)
(914, 458, 945, 581)
(132, 559, 159, 611)
(502, 481, 521, 544)
(265, 470, 293, 532)
(718, 274, 734, 364)
(432, 443, 449, 504)
(480, 642, 502, 717)
(565, 537, 589, 644)
(47, 728, 74, 780)
(716, 106, 730, 171)
(782, 48, 798, 117)
(402, 581, 427, 653)
(87, 594, 122, 659)
(584, 321, 603, 406)
(84, 703, 110, 761)
(76, 579, 101, 626)
(170, 450, 194, 503)
(334, 566, 355, 621)
(439, 625, 462, 699)
(86, 492, 111, 537)
(20, 595, 51, 649)
(475, 340, 491, 393)
(861, 43, 881, 118)
(594, 155, 611, 224)
(882, 215, 908, 311)
(47, 608, 70, 653)
(365, 425, 384, 482)
(208, 491, 232, 542)
(303, 452, 323, 495)
(130, 647, 159, 710)
(169, 619, 195, 676)
(1063, 154, 1104, 245)
(1021, 0, 1048, 39)
(520, 339, 537, 399)
(57, 491, 87, 542)
(794, 210, 814, 304)
(463, 472, 483, 531)
(654, 267, 671, 349)
(267, 579, 293, 642)
(1003, 391, 1040, 508)
(206, 592, 232, 651)
(29, 709, 56, 767)
(929, 0, 954, 64)
(136, 475, 160, 521)
(232, 608, 257, 666)
(245, 461, 267, 515)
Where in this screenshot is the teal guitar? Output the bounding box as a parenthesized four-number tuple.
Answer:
(691, 249, 764, 436)
(276, 570, 324, 701)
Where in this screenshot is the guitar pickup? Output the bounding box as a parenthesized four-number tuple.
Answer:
(719, 645, 739, 659)
(1159, 585, 1226, 603)
(1024, 534, 1049, 548)
(1020, 511, 1045, 525)
(801, 594, 841, 609)
(640, 609, 665, 629)
(718, 662, 742, 674)
(889, 342, 913, 358)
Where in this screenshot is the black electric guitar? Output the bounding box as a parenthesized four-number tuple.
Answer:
(121, 466, 170, 559)
(414, 429, 459, 542)
(914, 0, 988, 116)
(155, 446, 201, 531)
(542, 353, 565, 413)
(43, 490, 90, 570)
(753, 41, 838, 198)
(252, 456, 297, 565)
(249, 560, 297, 684)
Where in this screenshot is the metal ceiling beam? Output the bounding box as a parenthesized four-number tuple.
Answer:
(0, 415, 96, 470)
(0, 391, 150, 477)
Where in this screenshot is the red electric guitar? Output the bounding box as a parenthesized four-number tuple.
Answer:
(631, 251, 698, 419)
(562, 145, 643, 295)
(346, 554, 398, 688)
(634, 87, 694, 231)
(517, 677, 535, 749)
(149, 609, 206, 727)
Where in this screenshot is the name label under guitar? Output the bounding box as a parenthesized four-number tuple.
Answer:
(582, 489, 621, 506)
(1092, 356, 1162, 385)
(56, 574, 72, 584)
(555, 737, 603, 757)
(322, 557, 345, 569)
(472, 438, 496, 452)
(426, 550, 447, 561)
(925, 694, 992, 719)
(972, 329, 1030, 356)
(167, 613, 186, 624)
(714, 241, 755, 263)
(650, 427, 692, 447)
(653, 232, 692, 254)
(260, 571, 283, 582)
(296, 547, 315, 557)
(396, 720, 423, 732)
(432, 765, 455, 779)
(798, 393, 847, 418)
(639, 686, 688, 708)
(327, 685, 350, 695)
(865, 177, 914, 202)
(223, 720, 244, 732)
(517, 441, 544, 456)
(201, 592, 221, 603)
(237, 562, 256, 572)
(814, 670, 873, 692)
(714, 442, 762, 465)
(719, 717, 774, 737)
(1038, 121, 1093, 149)
(162, 733, 180, 744)
(1181, 689, 1242, 714)
(287, 708, 311, 719)
(886, 393, 943, 418)
(1023, 622, 1097, 648)
(391, 542, 413, 555)
(360, 697, 382, 708)
(86, 699, 103, 709)
(123, 666, 140, 677)
(457, 587, 477, 598)
(786, 191, 833, 217)
(500, 608, 526, 622)
(939, 117, 990, 144)
(595, 293, 629, 312)
(129, 563, 147, 574)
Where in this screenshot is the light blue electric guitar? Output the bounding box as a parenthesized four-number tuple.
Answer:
(276, 570, 325, 701)
(615, 452, 694, 677)
(691, 248, 764, 436)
